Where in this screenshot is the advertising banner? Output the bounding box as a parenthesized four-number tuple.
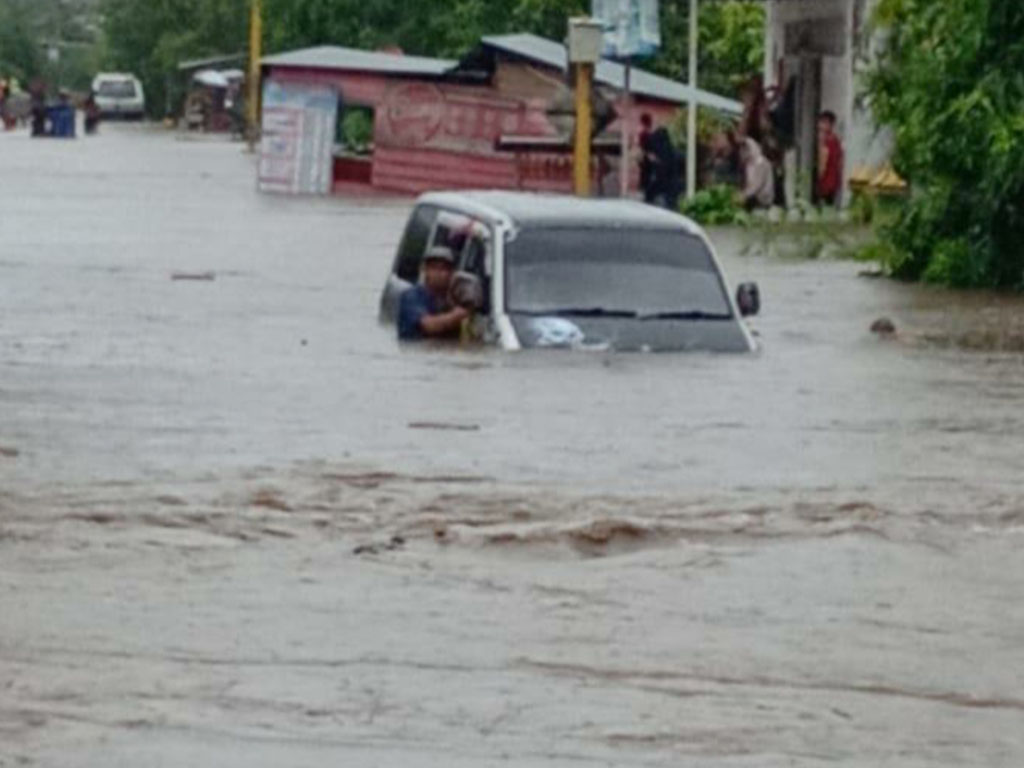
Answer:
(259, 81, 338, 195)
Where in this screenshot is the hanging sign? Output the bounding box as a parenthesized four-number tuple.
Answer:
(592, 0, 662, 59)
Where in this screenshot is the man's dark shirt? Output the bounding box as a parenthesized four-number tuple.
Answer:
(398, 284, 441, 341)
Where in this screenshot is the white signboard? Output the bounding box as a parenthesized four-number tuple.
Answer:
(592, 0, 661, 59)
(259, 81, 338, 195)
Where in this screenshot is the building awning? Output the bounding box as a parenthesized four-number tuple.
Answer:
(178, 53, 245, 73)
(262, 46, 455, 77)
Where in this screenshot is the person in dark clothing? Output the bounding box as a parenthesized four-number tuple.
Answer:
(30, 83, 47, 137)
(638, 113, 655, 203)
(642, 127, 682, 211)
(398, 246, 472, 342)
(0, 80, 8, 130)
(84, 92, 101, 135)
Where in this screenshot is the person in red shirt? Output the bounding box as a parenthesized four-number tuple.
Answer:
(817, 110, 844, 207)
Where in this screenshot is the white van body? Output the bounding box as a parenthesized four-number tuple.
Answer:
(92, 73, 146, 119)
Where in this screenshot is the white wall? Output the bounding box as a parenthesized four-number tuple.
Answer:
(847, 0, 893, 176)
(765, 0, 864, 202)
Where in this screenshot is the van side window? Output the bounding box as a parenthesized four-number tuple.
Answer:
(462, 233, 492, 315)
(394, 204, 439, 283)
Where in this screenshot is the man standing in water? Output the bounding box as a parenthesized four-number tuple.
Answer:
(398, 246, 472, 341)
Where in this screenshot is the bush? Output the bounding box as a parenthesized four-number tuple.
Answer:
(865, 0, 1024, 289)
(341, 109, 373, 153)
(679, 185, 746, 226)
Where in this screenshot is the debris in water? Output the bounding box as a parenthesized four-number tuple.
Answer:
(353, 535, 406, 556)
(171, 271, 216, 282)
(870, 317, 897, 337)
(155, 495, 188, 507)
(858, 269, 886, 279)
(408, 422, 481, 432)
(0, 446, 19, 458)
(250, 489, 293, 513)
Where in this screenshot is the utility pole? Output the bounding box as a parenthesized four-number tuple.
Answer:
(618, 62, 632, 198)
(686, 0, 699, 199)
(573, 62, 594, 197)
(246, 0, 263, 150)
(568, 18, 602, 198)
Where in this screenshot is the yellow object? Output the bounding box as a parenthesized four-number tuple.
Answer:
(573, 63, 593, 198)
(246, 0, 263, 148)
(849, 166, 873, 186)
(849, 164, 908, 194)
(871, 166, 907, 191)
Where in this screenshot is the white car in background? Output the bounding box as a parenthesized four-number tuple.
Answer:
(92, 73, 146, 119)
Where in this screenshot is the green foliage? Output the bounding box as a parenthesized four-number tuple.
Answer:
(102, 0, 250, 116)
(865, 0, 1024, 288)
(679, 185, 746, 226)
(341, 108, 373, 153)
(651, 1, 763, 97)
(744, 216, 864, 262)
(99, 0, 763, 118)
(0, 1, 40, 82)
(0, 0, 100, 90)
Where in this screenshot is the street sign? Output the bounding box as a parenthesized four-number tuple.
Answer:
(592, 0, 661, 60)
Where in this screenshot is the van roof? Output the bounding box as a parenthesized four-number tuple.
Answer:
(419, 191, 702, 233)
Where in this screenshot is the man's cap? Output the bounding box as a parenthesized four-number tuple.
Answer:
(424, 245, 456, 265)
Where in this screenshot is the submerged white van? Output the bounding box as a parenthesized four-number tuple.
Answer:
(380, 191, 762, 353)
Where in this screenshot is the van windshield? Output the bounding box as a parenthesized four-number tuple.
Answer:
(97, 81, 137, 99)
(505, 227, 732, 319)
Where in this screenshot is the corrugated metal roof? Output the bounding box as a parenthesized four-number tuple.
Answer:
(481, 34, 743, 114)
(178, 53, 244, 72)
(262, 45, 455, 77)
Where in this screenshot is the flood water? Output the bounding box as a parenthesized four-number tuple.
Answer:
(2, 126, 1023, 766)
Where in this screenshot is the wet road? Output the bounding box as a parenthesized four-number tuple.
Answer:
(2, 126, 1023, 766)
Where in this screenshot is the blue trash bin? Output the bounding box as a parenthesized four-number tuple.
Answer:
(46, 105, 76, 138)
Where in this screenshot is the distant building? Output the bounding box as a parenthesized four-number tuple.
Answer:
(259, 34, 741, 196)
(764, 0, 896, 203)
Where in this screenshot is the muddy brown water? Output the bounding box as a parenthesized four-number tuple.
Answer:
(1, 126, 1023, 766)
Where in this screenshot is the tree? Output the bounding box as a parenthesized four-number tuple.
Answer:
(645, 1, 763, 97)
(102, 0, 249, 115)
(866, 0, 1024, 288)
(0, 1, 41, 82)
(1, 0, 101, 88)
(99, 0, 763, 118)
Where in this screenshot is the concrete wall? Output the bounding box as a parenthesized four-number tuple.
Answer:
(765, 0, 853, 202)
(847, 0, 893, 176)
(765, 0, 893, 202)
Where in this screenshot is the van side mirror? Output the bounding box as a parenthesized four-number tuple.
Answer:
(736, 282, 761, 317)
(450, 271, 485, 312)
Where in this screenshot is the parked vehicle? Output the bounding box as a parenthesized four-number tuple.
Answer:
(91, 73, 146, 119)
(380, 191, 761, 353)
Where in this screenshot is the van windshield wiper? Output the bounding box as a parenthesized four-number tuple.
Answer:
(639, 310, 732, 321)
(518, 307, 639, 318)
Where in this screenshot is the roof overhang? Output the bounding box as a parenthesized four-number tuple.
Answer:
(262, 46, 455, 78)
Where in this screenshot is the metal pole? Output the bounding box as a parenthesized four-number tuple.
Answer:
(574, 63, 594, 197)
(246, 0, 263, 150)
(686, 0, 699, 199)
(619, 61, 632, 198)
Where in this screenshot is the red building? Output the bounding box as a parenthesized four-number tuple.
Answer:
(260, 34, 741, 196)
